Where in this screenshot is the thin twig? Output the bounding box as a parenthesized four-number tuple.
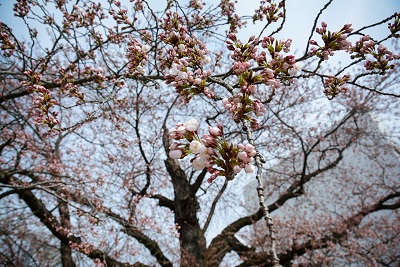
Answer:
(242, 121, 279, 267)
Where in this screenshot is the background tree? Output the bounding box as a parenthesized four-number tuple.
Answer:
(0, 0, 399, 266)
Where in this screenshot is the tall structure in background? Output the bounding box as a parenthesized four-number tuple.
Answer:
(243, 112, 399, 216)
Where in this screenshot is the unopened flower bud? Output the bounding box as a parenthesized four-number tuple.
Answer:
(208, 126, 222, 136)
(245, 143, 255, 152)
(238, 151, 250, 162)
(244, 164, 255, 173)
(177, 126, 186, 134)
(233, 165, 242, 173)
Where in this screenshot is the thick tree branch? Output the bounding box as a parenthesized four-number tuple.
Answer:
(17, 189, 135, 267)
(279, 192, 400, 265)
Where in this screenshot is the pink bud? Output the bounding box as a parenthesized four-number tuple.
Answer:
(169, 142, 179, 150)
(177, 126, 186, 134)
(237, 143, 245, 150)
(233, 165, 242, 173)
(244, 164, 255, 173)
(245, 144, 255, 152)
(248, 85, 256, 93)
(238, 151, 250, 162)
(192, 157, 205, 170)
(248, 149, 257, 157)
(208, 126, 221, 136)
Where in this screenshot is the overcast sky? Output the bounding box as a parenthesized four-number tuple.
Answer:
(234, 0, 399, 54)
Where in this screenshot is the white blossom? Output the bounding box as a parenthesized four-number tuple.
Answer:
(185, 118, 199, 132)
(190, 140, 206, 154)
(169, 150, 182, 159)
(192, 157, 205, 170)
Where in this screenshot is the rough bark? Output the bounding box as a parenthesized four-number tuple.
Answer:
(59, 200, 76, 267)
(165, 158, 206, 267)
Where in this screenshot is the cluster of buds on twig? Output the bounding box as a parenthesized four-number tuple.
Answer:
(22, 70, 60, 129)
(253, 0, 284, 23)
(323, 74, 351, 100)
(108, 1, 133, 25)
(126, 37, 150, 76)
(220, 0, 246, 33)
(13, 0, 30, 18)
(82, 66, 107, 84)
(55, 66, 84, 101)
(223, 34, 298, 129)
(160, 11, 213, 102)
(388, 13, 400, 38)
(308, 22, 353, 60)
(70, 3, 106, 28)
(189, 0, 204, 9)
(165, 59, 212, 102)
(258, 36, 298, 80)
(0, 23, 16, 57)
(168, 119, 256, 182)
(349, 35, 399, 74)
(222, 95, 265, 130)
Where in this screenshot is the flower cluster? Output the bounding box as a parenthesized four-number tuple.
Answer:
(349, 35, 399, 74)
(13, 0, 30, 18)
(82, 66, 107, 84)
(349, 35, 375, 57)
(69, 3, 106, 29)
(220, 0, 246, 33)
(160, 11, 213, 102)
(258, 36, 297, 80)
(55, 66, 84, 101)
(223, 34, 297, 129)
(308, 22, 353, 60)
(126, 38, 150, 76)
(189, 0, 204, 9)
(222, 94, 265, 129)
(323, 74, 351, 100)
(388, 13, 399, 38)
(0, 23, 16, 57)
(22, 70, 59, 129)
(168, 119, 256, 182)
(253, 0, 284, 23)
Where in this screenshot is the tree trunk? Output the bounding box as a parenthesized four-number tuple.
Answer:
(59, 200, 76, 267)
(165, 158, 206, 267)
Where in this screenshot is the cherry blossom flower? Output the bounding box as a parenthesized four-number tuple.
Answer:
(192, 157, 206, 170)
(184, 118, 199, 132)
(168, 120, 257, 181)
(169, 150, 182, 159)
(190, 140, 206, 154)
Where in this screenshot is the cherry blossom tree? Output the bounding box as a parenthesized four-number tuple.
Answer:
(0, 0, 399, 266)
